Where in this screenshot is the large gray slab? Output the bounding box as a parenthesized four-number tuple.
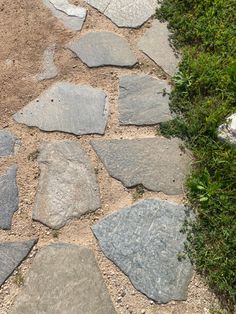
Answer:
(138, 20, 180, 76)
(13, 82, 108, 135)
(36, 44, 58, 81)
(67, 32, 137, 67)
(0, 166, 18, 229)
(218, 113, 236, 146)
(92, 199, 193, 303)
(86, 0, 158, 28)
(0, 239, 37, 286)
(91, 138, 191, 195)
(0, 130, 17, 157)
(10, 243, 116, 314)
(118, 75, 172, 125)
(33, 141, 101, 229)
(43, 0, 87, 31)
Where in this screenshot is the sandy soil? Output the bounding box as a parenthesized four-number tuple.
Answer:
(0, 0, 223, 313)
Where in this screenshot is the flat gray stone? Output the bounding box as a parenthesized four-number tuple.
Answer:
(33, 141, 101, 229)
(218, 113, 236, 146)
(0, 166, 19, 229)
(0, 239, 37, 286)
(138, 20, 180, 76)
(36, 44, 58, 81)
(67, 32, 137, 67)
(0, 130, 17, 157)
(92, 199, 193, 303)
(86, 0, 158, 28)
(118, 75, 172, 125)
(10, 243, 116, 314)
(91, 138, 191, 195)
(43, 0, 87, 31)
(13, 82, 108, 135)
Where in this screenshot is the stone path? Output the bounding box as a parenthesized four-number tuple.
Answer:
(0, 1, 214, 313)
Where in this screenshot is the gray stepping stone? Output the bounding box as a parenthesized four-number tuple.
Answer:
(43, 0, 87, 31)
(13, 82, 108, 135)
(0, 166, 19, 230)
(33, 141, 101, 229)
(118, 75, 172, 125)
(218, 113, 236, 146)
(86, 0, 158, 28)
(0, 130, 17, 157)
(138, 20, 180, 76)
(92, 199, 193, 303)
(91, 138, 191, 195)
(0, 239, 37, 286)
(36, 44, 58, 81)
(67, 32, 137, 68)
(10, 243, 116, 314)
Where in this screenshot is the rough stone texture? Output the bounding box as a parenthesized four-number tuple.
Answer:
(92, 199, 193, 303)
(91, 138, 191, 195)
(0, 240, 37, 286)
(43, 0, 86, 31)
(67, 32, 137, 68)
(0, 166, 19, 229)
(33, 141, 101, 229)
(0, 130, 17, 157)
(36, 44, 58, 81)
(138, 20, 180, 76)
(13, 82, 108, 135)
(86, 0, 159, 28)
(218, 113, 236, 146)
(118, 75, 172, 125)
(10, 243, 116, 314)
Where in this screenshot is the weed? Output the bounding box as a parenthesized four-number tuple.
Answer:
(132, 184, 145, 202)
(52, 230, 59, 239)
(13, 271, 24, 287)
(28, 149, 39, 161)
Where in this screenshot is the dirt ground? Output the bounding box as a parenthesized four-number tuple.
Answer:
(0, 0, 223, 313)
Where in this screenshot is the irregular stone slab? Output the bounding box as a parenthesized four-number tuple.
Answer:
(67, 32, 137, 67)
(13, 82, 108, 135)
(118, 75, 172, 125)
(86, 0, 158, 28)
(10, 243, 116, 314)
(218, 113, 236, 146)
(92, 199, 193, 303)
(0, 239, 37, 286)
(33, 141, 101, 229)
(91, 138, 191, 195)
(0, 130, 17, 157)
(138, 20, 180, 76)
(36, 44, 58, 81)
(43, 0, 87, 31)
(0, 166, 18, 229)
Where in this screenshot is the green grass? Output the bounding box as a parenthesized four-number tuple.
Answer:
(156, 0, 236, 310)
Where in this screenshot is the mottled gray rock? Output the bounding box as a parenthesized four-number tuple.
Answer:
(0, 239, 37, 286)
(91, 138, 191, 195)
(86, 0, 159, 28)
(92, 199, 193, 303)
(118, 75, 172, 125)
(218, 113, 236, 146)
(33, 141, 101, 229)
(10, 243, 116, 314)
(36, 44, 58, 81)
(13, 82, 108, 135)
(0, 130, 17, 157)
(43, 0, 87, 31)
(67, 32, 137, 67)
(0, 166, 18, 229)
(138, 20, 180, 76)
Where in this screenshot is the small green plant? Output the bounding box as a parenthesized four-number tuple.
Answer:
(132, 184, 145, 202)
(13, 271, 24, 287)
(52, 230, 59, 239)
(28, 149, 39, 161)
